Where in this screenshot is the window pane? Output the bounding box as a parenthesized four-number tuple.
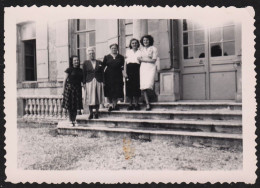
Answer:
(211, 43, 222, 57)
(125, 24, 133, 35)
(78, 49, 87, 62)
(25, 56, 35, 68)
(183, 32, 193, 45)
(183, 19, 193, 31)
(25, 69, 35, 81)
(194, 30, 205, 44)
(194, 45, 205, 58)
(77, 33, 87, 48)
(86, 19, 95, 31)
(89, 32, 95, 46)
(210, 27, 222, 43)
(77, 19, 86, 31)
(25, 43, 34, 55)
(223, 26, 235, 41)
(184, 46, 194, 59)
(223, 42, 235, 56)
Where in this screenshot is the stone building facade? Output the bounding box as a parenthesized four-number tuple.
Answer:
(16, 19, 242, 117)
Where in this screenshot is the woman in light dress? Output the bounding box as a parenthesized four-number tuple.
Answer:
(138, 35, 158, 111)
(124, 38, 141, 111)
(82, 47, 104, 119)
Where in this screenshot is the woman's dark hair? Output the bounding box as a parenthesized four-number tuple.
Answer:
(109, 43, 119, 49)
(69, 55, 80, 68)
(140, 35, 154, 46)
(129, 38, 140, 49)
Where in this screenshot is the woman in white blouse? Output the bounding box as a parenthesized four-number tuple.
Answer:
(124, 38, 142, 110)
(138, 35, 158, 111)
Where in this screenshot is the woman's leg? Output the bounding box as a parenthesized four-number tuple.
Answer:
(68, 109, 73, 123)
(88, 105, 94, 119)
(107, 97, 113, 111)
(143, 90, 151, 110)
(94, 104, 99, 118)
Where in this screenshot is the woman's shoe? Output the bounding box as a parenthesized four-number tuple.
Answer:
(127, 105, 134, 111)
(108, 106, 113, 112)
(88, 113, 94, 120)
(134, 104, 140, 111)
(146, 104, 151, 111)
(114, 105, 120, 111)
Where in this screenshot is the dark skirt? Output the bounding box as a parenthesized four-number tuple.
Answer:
(62, 82, 83, 111)
(104, 68, 124, 99)
(126, 63, 141, 98)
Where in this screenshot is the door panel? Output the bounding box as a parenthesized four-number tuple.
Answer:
(210, 72, 236, 100)
(180, 20, 208, 100)
(183, 73, 206, 100)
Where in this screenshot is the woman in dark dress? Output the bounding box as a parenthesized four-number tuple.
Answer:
(103, 43, 125, 111)
(62, 55, 83, 126)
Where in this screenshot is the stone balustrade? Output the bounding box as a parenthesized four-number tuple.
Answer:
(19, 95, 83, 120)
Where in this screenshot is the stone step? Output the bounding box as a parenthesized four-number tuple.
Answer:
(57, 124, 242, 146)
(115, 102, 242, 111)
(76, 116, 242, 134)
(99, 109, 242, 121)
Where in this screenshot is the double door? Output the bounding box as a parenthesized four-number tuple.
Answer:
(180, 19, 241, 100)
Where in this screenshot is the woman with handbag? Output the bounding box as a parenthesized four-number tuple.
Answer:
(82, 47, 104, 120)
(62, 55, 83, 126)
(138, 35, 158, 111)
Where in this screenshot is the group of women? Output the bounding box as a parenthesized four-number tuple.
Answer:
(61, 35, 158, 126)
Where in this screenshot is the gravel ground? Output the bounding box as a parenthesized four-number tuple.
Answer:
(18, 124, 243, 170)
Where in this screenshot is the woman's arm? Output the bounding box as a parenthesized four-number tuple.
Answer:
(139, 57, 156, 64)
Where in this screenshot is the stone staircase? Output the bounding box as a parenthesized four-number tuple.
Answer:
(57, 101, 242, 145)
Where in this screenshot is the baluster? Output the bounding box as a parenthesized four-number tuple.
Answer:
(53, 98, 58, 119)
(36, 98, 40, 119)
(49, 98, 54, 118)
(45, 98, 49, 118)
(58, 98, 63, 119)
(40, 98, 45, 118)
(32, 98, 36, 119)
(28, 99, 33, 118)
(23, 99, 29, 118)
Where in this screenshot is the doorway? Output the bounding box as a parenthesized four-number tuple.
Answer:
(179, 19, 241, 100)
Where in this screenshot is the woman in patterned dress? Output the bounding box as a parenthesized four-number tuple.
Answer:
(124, 38, 141, 111)
(62, 55, 83, 126)
(138, 35, 158, 111)
(103, 43, 125, 111)
(82, 47, 104, 120)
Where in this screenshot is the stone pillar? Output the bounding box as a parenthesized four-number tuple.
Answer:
(133, 19, 148, 40)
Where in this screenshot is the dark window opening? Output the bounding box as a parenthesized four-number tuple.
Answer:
(24, 40, 37, 81)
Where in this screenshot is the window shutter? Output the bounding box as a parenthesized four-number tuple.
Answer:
(36, 21, 49, 81)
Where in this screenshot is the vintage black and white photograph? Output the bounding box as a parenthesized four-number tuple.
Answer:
(4, 6, 256, 183)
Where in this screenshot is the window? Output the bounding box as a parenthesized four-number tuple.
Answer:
(24, 39, 37, 81)
(210, 21, 236, 57)
(182, 19, 205, 59)
(75, 19, 96, 62)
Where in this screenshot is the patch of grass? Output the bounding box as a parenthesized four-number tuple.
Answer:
(18, 124, 243, 170)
